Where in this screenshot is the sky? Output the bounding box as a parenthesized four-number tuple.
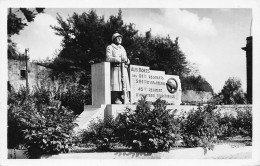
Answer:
(11, 8, 252, 93)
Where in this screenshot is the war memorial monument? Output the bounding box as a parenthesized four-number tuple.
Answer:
(75, 33, 182, 130)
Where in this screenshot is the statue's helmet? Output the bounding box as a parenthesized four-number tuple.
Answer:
(112, 33, 122, 41)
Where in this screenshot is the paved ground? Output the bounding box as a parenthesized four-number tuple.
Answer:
(210, 152, 252, 159)
(8, 143, 252, 159)
(40, 144, 252, 159)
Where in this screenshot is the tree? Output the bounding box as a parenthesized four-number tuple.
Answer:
(218, 77, 247, 104)
(181, 75, 214, 93)
(50, 9, 138, 84)
(128, 35, 193, 77)
(50, 9, 199, 94)
(50, 9, 194, 75)
(51, 9, 137, 68)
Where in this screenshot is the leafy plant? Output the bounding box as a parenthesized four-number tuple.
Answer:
(60, 83, 89, 115)
(216, 105, 252, 139)
(233, 106, 252, 137)
(217, 77, 247, 104)
(7, 79, 78, 158)
(22, 103, 77, 158)
(217, 113, 238, 139)
(179, 104, 221, 152)
(8, 86, 32, 149)
(116, 96, 180, 152)
(80, 116, 118, 151)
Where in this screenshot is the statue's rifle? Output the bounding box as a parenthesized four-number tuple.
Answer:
(121, 61, 128, 104)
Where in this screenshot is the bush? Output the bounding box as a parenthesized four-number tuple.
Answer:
(217, 113, 238, 139)
(233, 106, 252, 137)
(8, 79, 78, 158)
(77, 98, 251, 153)
(116, 96, 180, 152)
(216, 105, 252, 139)
(8, 86, 31, 149)
(51, 72, 91, 115)
(179, 104, 221, 151)
(22, 104, 77, 158)
(80, 117, 118, 151)
(60, 83, 88, 115)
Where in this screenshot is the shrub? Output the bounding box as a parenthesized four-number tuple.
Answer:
(60, 83, 88, 115)
(116, 96, 180, 152)
(8, 104, 26, 149)
(51, 73, 91, 115)
(179, 104, 221, 151)
(80, 117, 118, 151)
(7, 79, 78, 158)
(233, 106, 252, 137)
(216, 105, 252, 139)
(8, 87, 31, 149)
(22, 103, 77, 158)
(217, 77, 248, 104)
(217, 113, 238, 139)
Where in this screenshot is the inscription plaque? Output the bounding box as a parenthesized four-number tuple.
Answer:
(129, 65, 181, 105)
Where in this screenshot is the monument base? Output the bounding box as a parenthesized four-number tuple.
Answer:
(74, 104, 136, 130)
(75, 104, 198, 130)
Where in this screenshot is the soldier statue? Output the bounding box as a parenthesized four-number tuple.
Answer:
(106, 33, 131, 104)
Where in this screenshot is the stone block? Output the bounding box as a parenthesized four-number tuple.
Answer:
(91, 62, 111, 105)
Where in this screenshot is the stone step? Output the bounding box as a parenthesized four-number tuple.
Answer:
(74, 105, 106, 130)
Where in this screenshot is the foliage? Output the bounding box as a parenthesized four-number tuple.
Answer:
(22, 104, 77, 158)
(50, 9, 137, 76)
(233, 106, 252, 137)
(77, 97, 251, 153)
(49, 9, 209, 103)
(8, 87, 29, 149)
(217, 77, 247, 104)
(131, 35, 195, 77)
(217, 105, 252, 139)
(115, 96, 181, 152)
(55, 73, 91, 115)
(36, 71, 91, 115)
(181, 75, 214, 93)
(50, 9, 195, 84)
(80, 117, 118, 151)
(8, 8, 44, 36)
(8, 40, 27, 60)
(8, 79, 78, 158)
(179, 104, 221, 151)
(217, 113, 238, 139)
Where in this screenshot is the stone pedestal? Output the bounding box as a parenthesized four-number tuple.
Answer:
(91, 62, 111, 105)
(76, 62, 183, 130)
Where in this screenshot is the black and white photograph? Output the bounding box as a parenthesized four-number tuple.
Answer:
(1, 0, 260, 166)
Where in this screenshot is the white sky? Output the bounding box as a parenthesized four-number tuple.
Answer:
(12, 8, 251, 93)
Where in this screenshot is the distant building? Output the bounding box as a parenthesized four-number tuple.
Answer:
(181, 90, 213, 105)
(242, 36, 252, 103)
(8, 59, 51, 91)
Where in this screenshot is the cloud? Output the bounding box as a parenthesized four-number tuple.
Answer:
(179, 37, 210, 65)
(15, 43, 25, 53)
(13, 13, 62, 60)
(123, 8, 217, 38)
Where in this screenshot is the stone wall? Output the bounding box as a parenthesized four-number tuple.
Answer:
(181, 90, 213, 104)
(8, 59, 51, 91)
